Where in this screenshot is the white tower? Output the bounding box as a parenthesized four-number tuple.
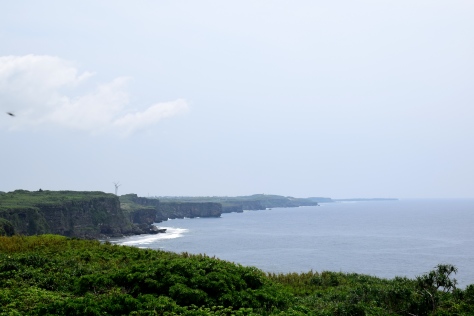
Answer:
(114, 182, 121, 196)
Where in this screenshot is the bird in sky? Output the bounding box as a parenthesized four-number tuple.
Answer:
(6, 112, 15, 117)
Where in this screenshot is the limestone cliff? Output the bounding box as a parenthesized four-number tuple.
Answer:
(120, 194, 160, 224)
(221, 201, 265, 213)
(157, 202, 222, 221)
(0, 190, 137, 238)
(120, 194, 222, 224)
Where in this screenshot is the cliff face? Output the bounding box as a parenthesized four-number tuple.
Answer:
(221, 204, 244, 213)
(120, 194, 222, 224)
(221, 201, 265, 213)
(0, 191, 136, 238)
(38, 196, 133, 238)
(157, 202, 221, 221)
(120, 194, 160, 225)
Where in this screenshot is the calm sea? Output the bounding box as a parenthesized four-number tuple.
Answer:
(110, 199, 474, 288)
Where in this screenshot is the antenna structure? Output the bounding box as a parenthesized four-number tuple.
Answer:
(114, 182, 121, 196)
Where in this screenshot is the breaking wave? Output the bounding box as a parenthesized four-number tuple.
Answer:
(111, 226, 188, 247)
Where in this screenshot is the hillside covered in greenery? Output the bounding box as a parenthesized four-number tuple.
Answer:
(1, 235, 473, 315)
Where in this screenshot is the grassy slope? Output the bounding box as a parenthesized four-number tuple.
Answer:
(1, 235, 473, 315)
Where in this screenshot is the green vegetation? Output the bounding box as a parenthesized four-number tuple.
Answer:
(0, 235, 289, 315)
(0, 190, 114, 209)
(1, 235, 473, 315)
(0, 218, 14, 236)
(268, 267, 474, 315)
(119, 194, 156, 213)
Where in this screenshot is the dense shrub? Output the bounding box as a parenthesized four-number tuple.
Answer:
(0, 236, 290, 315)
(0, 235, 473, 315)
(0, 218, 14, 236)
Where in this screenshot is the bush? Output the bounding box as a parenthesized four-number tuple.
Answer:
(0, 236, 473, 315)
(0, 218, 15, 236)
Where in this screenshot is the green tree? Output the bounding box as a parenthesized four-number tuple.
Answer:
(416, 264, 458, 313)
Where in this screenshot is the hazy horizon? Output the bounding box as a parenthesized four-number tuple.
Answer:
(1, 1, 473, 199)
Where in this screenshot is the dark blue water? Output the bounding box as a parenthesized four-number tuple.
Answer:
(111, 199, 474, 287)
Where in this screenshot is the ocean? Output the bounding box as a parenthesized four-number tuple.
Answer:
(110, 199, 474, 288)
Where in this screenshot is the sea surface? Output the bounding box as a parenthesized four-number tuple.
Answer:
(110, 199, 474, 288)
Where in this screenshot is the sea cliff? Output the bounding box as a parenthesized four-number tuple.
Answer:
(120, 194, 222, 225)
(157, 202, 221, 221)
(0, 191, 317, 239)
(0, 190, 137, 238)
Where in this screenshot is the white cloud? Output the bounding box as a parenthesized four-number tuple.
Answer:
(113, 99, 189, 136)
(0, 55, 188, 135)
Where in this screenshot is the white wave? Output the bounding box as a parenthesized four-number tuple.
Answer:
(118, 227, 188, 246)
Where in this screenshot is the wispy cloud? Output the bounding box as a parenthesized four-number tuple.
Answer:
(0, 55, 188, 135)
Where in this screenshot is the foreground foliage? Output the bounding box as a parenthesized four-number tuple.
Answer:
(0, 235, 473, 315)
(0, 235, 289, 315)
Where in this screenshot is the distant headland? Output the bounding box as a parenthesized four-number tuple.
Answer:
(0, 190, 397, 239)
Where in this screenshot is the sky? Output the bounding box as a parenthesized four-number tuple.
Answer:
(0, 1, 473, 199)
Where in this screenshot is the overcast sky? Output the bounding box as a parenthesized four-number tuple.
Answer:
(1, 1, 473, 198)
